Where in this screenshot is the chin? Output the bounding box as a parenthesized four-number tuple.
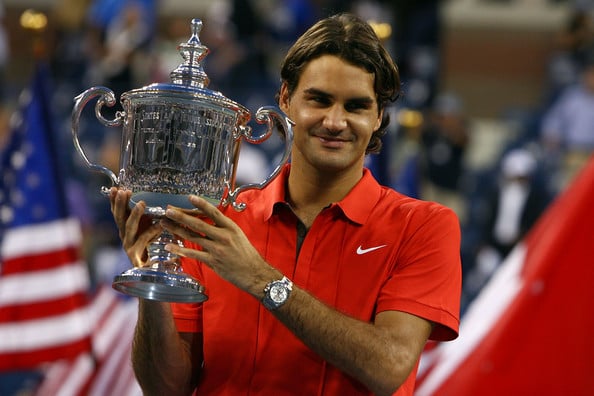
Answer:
(312, 156, 355, 173)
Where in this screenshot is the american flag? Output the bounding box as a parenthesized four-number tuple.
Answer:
(1, 63, 142, 394)
(0, 63, 92, 370)
(36, 285, 141, 396)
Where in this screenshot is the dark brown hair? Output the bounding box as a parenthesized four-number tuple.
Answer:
(277, 13, 400, 154)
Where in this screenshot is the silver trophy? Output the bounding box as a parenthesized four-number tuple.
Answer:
(71, 19, 293, 303)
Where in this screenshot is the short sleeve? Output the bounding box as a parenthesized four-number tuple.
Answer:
(377, 205, 462, 341)
(170, 253, 204, 333)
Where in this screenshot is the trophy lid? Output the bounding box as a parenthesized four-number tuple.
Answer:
(121, 18, 250, 122)
(169, 18, 210, 88)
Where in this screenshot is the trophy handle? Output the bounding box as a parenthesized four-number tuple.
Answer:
(71, 86, 124, 193)
(226, 106, 294, 211)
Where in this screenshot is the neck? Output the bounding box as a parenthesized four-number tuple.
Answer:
(286, 162, 363, 227)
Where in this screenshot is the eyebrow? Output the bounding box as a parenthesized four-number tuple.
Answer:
(303, 88, 375, 106)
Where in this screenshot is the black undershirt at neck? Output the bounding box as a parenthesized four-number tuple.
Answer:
(296, 220, 308, 260)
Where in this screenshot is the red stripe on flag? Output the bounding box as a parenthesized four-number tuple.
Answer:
(0, 337, 91, 371)
(35, 286, 142, 396)
(0, 292, 89, 322)
(35, 353, 95, 396)
(1, 246, 81, 275)
(87, 294, 139, 396)
(0, 64, 93, 375)
(90, 289, 123, 361)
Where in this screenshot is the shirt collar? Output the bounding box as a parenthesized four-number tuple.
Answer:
(263, 164, 291, 221)
(335, 168, 382, 225)
(263, 165, 382, 225)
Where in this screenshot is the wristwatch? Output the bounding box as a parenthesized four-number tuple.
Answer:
(262, 276, 293, 310)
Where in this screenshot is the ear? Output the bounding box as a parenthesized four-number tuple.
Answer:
(279, 82, 290, 115)
(375, 109, 383, 131)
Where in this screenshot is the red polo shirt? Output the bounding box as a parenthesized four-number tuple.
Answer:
(171, 165, 461, 395)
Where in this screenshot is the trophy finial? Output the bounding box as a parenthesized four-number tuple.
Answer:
(189, 19, 202, 44)
(170, 18, 210, 88)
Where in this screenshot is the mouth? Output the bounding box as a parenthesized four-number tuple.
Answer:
(316, 135, 349, 149)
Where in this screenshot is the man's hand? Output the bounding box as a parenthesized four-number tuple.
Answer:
(108, 187, 161, 268)
(160, 195, 277, 296)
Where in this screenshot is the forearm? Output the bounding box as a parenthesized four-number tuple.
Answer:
(132, 300, 199, 396)
(272, 288, 407, 395)
(238, 257, 424, 396)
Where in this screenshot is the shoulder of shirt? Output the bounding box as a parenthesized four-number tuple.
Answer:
(377, 186, 459, 220)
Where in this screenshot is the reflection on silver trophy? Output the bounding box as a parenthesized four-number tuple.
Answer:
(71, 19, 293, 303)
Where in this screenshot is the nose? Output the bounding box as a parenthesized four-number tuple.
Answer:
(322, 104, 347, 132)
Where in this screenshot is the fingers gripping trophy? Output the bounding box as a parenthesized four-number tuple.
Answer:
(71, 19, 293, 303)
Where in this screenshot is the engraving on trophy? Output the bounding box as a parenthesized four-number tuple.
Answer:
(120, 101, 240, 209)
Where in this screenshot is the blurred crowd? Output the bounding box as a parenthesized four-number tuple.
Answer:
(1, 0, 593, 314)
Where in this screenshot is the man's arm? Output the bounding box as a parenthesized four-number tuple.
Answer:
(161, 196, 433, 395)
(271, 284, 432, 395)
(109, 188, 203, 395)
(132, 301, 203, 396)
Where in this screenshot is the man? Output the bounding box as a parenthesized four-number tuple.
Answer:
(110, 13, 461, 396)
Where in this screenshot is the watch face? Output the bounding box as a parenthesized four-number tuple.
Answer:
(270, 284, 288, 303)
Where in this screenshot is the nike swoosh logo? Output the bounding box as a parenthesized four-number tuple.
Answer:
(356, 245, 387, 255)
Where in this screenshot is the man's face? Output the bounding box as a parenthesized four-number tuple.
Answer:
(279, 55, 382, 174)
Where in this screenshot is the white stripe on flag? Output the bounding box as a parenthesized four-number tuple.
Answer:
(89, 301, 138, 396)
(36, 287, 142, 396)
(93, 297, 137, 359)
(0, 305, 91, 352)
(121, 379, 143, 396)
(87, 286, 117, 325)
(415, 244, 526, 396)
(53, 353, 95, 396)
(113, 360, 142, 396)
(1, 217, 82, 259)
(0, 263, 90, 306)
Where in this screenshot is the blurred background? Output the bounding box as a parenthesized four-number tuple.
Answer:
(0, 0, 593, 394)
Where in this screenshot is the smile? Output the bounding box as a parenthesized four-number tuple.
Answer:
(317, 136, 348, 148)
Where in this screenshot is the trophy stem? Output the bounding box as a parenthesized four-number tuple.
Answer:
(147, 224, 182, 272)
(112, 219, 208, 303)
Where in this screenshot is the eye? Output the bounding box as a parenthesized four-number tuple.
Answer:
(345, 100, 372, 112)
(308, 95, 330, 106)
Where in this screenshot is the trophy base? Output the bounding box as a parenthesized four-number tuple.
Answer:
(113, 268, 208, 303)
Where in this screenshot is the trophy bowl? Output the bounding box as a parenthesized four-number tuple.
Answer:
(71, 19, 293, 302)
